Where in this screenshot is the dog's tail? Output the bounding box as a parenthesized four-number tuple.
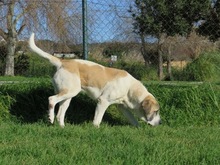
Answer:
(29, 33, 62, 68)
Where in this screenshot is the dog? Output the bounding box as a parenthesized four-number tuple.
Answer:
(29, 33, 161, 127)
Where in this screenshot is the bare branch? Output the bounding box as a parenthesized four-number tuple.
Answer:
(0, 28, 7, 40)
(17, 23, 26, 35)
(13, 10, 25, 25)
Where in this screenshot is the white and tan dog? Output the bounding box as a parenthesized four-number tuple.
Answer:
(29, 33, 161, 127)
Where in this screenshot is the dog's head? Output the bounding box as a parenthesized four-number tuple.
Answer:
(140, 95, 161, 126)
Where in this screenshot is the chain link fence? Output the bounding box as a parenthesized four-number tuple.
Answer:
(0, 0, 219, 81)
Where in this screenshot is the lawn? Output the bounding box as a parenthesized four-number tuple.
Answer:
(0, 77, 219, 164)
(0, 122, 220, 165)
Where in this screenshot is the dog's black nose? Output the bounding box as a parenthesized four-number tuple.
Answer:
(159, 120, 162, 125)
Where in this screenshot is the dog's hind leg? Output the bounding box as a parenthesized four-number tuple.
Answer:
(93, 98, 110, 128)
(56, 98, 72, 127)
(48, 97, 56, 124)
(48, 88, 81, 126)
(48, 85, 59, 124)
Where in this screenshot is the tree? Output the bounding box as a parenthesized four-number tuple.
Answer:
(198, 0, 220, 41)
(0, 0, 73, 76)
(130, 0, 210, 80)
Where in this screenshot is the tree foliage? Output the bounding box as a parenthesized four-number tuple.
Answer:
(198, 0, 220, 41)
(130, 0, 210, 37)
(130, 0, 210, 80)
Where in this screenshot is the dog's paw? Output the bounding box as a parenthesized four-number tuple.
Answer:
(48, 115, 55, 124)
(93, 122, 100, 128)
(59, 124, 65, 128)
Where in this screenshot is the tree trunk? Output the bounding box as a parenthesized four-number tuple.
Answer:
(166, 45, 172, 80)
(158, 49, 163, 80)
(158, 34, 165, 80)
(4, 1, 16, 76)
(5, 37, 16, 76)
(140, 33, 150, 67)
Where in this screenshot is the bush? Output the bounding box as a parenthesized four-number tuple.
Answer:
(115, 61, 158, 81)
(0, 79, 219, 126)
(0, 80, 52, 123)
(0, 94, 15, 122)
(27, 53, 55, 77)
(15, 53, 30, 75)
(148, 82, 220, 126)
(0, 45, 30, 76)
(103, 42, 129, 59)
(173, 52, 220, 81)
(0, 49, 54, 77)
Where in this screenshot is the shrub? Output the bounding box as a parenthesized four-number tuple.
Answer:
(173, 52, 220, 81)
(148, 82, 220, 126)
(15, 53, 30, 75)
(103, 42, 128, 59)
(1, 79, 219, 126)
(0, 45, 30, 76)
(0, 94, 15, 122)
(27, 53, 55, 77)
(0, 80, 52, 123)
(115, 61, 158, 81)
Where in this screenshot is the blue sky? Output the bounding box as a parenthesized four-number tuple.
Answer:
(87, 0, 136, 43)
(0, 0, 216, 44)
(0, 0, 154, 43)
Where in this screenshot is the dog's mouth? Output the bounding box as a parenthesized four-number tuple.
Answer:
(147, 120, 161, 126)
(146, 112, 161, 126)
(140, 116, 161, 126)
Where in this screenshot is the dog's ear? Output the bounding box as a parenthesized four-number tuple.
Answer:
(142, 95, 159, 114)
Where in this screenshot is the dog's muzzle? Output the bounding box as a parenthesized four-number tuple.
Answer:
(147, 113, 161, 126)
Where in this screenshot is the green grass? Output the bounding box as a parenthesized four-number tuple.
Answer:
(0, 122, 220, 165)
(0, 78, 220, 164)
(0, 76, 50, 82)
(0, 79, 219, 126)
(0, 51, 219, 164)
(173, 52, 220, 82)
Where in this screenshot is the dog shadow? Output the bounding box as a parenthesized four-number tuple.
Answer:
(10, 88, 127, 126)
(61, 97, 128, 126)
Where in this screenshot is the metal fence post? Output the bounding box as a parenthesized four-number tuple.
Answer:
(82, 0, 88, 60)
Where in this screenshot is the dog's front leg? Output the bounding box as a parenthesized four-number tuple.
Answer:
(118, 105, 139, 127)
(93, 98, 110, 128)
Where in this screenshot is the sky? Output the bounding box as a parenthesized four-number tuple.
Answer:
(86, 0, 137, 43)
(0, 0, 156, 44)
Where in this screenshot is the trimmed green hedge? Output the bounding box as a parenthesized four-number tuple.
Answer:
(0, 80, 219, 126)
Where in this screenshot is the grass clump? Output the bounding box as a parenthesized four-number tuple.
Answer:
(27, 53, 55, 77)
(149, 82, 220, 127)
(174, 52, 220, 81)
(0, 78, 219, 127)
(0, 80, 52, 123)
(0, 94, 15, 122)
